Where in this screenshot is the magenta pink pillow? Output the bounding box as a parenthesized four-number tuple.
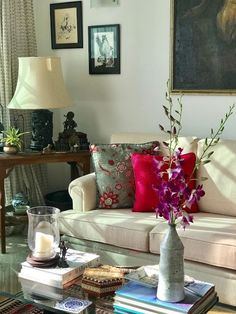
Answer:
(131, 153, 198, 213)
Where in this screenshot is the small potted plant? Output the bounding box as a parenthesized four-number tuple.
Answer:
(0, 127, 29, 154)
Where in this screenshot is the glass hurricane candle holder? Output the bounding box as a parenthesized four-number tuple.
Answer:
(27, 206, 60, 260)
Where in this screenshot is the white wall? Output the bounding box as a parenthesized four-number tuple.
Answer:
(34, 0, 236, 192)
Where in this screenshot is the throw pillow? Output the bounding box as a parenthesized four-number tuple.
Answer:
(90, 142, 160, 209)
(131, 152, 198, 213)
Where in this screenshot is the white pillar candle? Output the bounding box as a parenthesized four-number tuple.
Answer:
(34, 232, 54, 258)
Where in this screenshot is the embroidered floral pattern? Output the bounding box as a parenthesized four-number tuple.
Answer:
(90, 142, 160, 209)
(99, 190, 119, 208)
(116, 161, 127, 173)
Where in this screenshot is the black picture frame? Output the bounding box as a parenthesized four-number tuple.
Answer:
(170, 0, 236, 94)
(88, 24, 120, 74)
(50, 1, 83, 49)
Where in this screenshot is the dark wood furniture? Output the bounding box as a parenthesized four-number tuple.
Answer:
(0, 151, 90, 254)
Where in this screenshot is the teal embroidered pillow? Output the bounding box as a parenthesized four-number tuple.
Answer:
(90, 142, 160, 209)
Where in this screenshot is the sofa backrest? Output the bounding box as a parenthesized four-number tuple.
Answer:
(197, 139, 236, 217)
(111, 133, 236, 217)
(110, 132, 198, 156)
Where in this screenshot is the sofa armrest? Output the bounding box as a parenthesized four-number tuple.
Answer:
(68, 173, 97, 212)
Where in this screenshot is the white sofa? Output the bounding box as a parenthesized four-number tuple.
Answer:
(59, 133, 236, 307)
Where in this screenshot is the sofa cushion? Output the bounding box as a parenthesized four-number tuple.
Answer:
(59, 209, 159, 252)
(131, 152, 198, 213)
(197, 139, 236, 216)
(90, 142, 159, 209)
(149, 212, 236, 270)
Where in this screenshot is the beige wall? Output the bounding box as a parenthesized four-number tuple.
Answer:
(34, 0, 236, 192)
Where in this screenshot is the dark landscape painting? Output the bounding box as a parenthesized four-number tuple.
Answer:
(171, 0, 236, 93)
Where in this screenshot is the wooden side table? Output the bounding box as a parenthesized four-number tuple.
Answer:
(0, 151, 90, 254)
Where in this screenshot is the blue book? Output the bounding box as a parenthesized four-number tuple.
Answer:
(114, 306, 142, 314)
(115, 281, 215, 314)
(113, 295, 218, 314)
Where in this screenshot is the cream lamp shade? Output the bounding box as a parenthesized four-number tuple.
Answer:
(8, 56, 73, 110)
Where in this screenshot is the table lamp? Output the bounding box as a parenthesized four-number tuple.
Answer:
(8, 57, 73, 151)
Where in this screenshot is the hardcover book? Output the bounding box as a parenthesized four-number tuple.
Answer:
(18, 249, 100, 288)
(114, 295, 218, 314)
(115, 281, 216, 314)
(114, 294, 218, 314)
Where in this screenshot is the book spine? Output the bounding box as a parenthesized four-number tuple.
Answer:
(18, 272, 81, 289)
(18, 272, 64, 289)
(20, 268, 61, 282)
(62, 257, 100, 282)
(114, 296, 177, 314)
(114, 303, 155, 314)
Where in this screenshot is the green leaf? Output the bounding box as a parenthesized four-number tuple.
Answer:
(200, 177, 208, 181)
(163, 107, 169, 116)
(163, 105, 169, 112)
(163, 141, 169, 147)
(203, 160, 211, 165)
(170, 115, 175, 122)
(207, 151, 214, 158)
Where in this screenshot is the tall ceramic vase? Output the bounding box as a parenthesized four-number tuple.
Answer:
(157, 223, 185, 302)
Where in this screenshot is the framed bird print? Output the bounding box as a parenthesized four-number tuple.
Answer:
(88, 24, 120, 74)
(50, 1, 83, 49)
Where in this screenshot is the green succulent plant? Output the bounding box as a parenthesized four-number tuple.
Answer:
(0, 127, 29, 150)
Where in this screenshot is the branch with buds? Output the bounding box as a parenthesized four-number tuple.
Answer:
(159, 82, 235, 181)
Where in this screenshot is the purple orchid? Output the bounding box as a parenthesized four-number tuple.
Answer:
(156, 87, 234, 228)
(154, 150, 205, 229)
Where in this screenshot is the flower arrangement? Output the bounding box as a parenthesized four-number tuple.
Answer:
(154, 87, 235, 228)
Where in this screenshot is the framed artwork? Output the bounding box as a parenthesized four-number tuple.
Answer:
(88, 24, 120, 74)
(50, 1, 83, 49)
(90, 0, 120, 8)
(170, 0, 236, 94)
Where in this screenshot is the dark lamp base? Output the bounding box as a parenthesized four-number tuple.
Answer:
(30, 109, 54, 151)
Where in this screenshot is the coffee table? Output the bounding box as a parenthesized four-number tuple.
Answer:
(0, 263, 113, 314)
(0, 256, 234, 314)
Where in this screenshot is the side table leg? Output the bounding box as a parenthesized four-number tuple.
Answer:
(82, 157, 90, 175)
(68, 161, 79, 181)
(0, 173, 6, 254)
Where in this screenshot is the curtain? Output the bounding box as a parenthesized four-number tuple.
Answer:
(0, 0, 48, 207)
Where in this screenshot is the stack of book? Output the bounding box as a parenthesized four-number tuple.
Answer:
(18, 249, 100, 289)
(114, 279, 218, 314)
